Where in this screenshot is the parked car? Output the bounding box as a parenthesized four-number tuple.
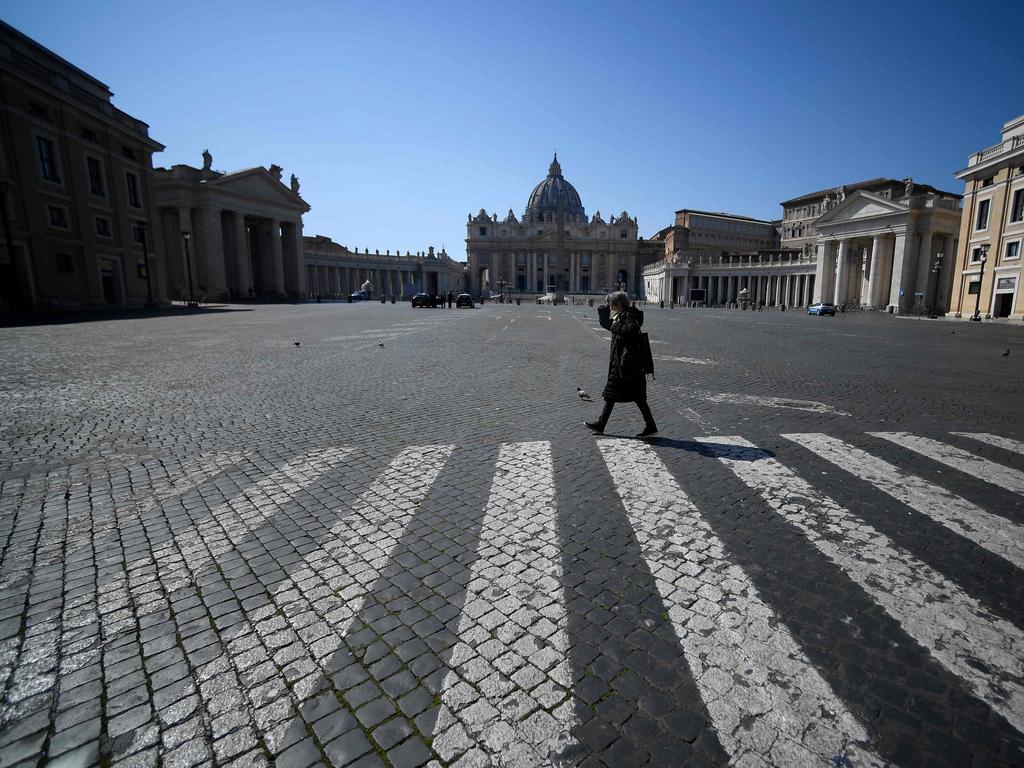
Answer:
(807, 301, 836, 316)
(455, 293, 474, 309)
(349, 290, 369, 302)
(411, 292, 439, 308)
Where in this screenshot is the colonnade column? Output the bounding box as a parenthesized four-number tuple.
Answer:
(232, 214, 251, 298)
(833, 240, 850, 305)
(866, 235, 883, 308)
(812, 242, 829, 303)
(887, 233, 909, 311)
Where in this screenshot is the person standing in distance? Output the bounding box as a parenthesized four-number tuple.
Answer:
(585, 291, 658, 437)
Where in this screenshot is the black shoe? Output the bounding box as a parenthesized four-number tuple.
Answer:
(584, 421, 605, 435)
(636, 425, 659, 438)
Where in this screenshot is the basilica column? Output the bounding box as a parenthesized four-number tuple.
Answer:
(915, 231, 934, 311)
(812, 241, 830, 303)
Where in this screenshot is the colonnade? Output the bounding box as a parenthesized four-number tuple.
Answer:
(814, 232, 957, 311)
(651, 271, 815, 307)
(305, 263, 429, 298)
(162, 206, 305, 300)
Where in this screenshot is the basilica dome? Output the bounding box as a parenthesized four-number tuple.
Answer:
(524, 154, 586, 224)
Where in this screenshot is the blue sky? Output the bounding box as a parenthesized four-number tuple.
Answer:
(4, 0, 1023, 256)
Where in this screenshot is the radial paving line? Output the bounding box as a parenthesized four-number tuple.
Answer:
(597, 439, 888, 768)
(432, 441, 577, 765)
(951, 432, 1024, 457)
(785, 434, 1024, 569)
(870, 432, 1024, 495)
(705, 436, 1024, 736)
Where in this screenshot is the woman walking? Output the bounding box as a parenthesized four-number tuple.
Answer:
(585, 291, 658, 437)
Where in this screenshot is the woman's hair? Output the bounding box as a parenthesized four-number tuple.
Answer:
(608, 291, 629, 310)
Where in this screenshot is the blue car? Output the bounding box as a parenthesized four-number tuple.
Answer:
(349, 290, 369, 302)
(807, 302, 836, 316)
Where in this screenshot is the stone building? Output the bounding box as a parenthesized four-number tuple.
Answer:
(466, 155, 659, 298)
(153, 153, 308, 301)
(948, 114, 1024, 320)
(811, 183, 962, 313)
(0, 20, 165, 308)
(303, 236, 465, 298)
(669, 209, 778, 252)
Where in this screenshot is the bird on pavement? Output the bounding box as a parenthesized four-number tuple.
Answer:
(577, 387, 592, 401)
(293, 341, 301, 347)
(1003, 349, 1010, 357)
(378, 342, 385, 348)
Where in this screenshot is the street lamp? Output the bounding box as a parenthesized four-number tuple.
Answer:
(927, 251, 943, 319)
(969, 244, 989, 321)
(182, 231, 198, 308)
(136, 222, 156, 307)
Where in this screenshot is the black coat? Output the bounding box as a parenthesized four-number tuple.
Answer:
(598, 305, 647, 403)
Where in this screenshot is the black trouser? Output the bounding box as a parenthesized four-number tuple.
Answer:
(596, 399, 656, 429)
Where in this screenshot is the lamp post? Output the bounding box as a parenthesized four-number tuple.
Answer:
(182, 231, 198, 308)
(969, 244, 989, 321)
(927, 251, 943, 319)
(136, 222, 156, 307)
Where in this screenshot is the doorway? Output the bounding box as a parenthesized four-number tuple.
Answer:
(99, 258, 124, 305)
(993, 292, 1014, 318)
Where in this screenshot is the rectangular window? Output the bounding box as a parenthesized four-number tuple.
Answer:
(95, 217, 111, 237)
(37, 136, 59, 181)
(122, 146, 137, 160)
(1006, 241, 1021, 261)
(1011, 189, 1024, 223)
(619, 228, 627, 238)
(126, 172, 140, 208)
(516, 253, 526, 265)
(56, 253, 73, 273)
(81, 126, 98, 143)
(132, 223, 146, 244)
(970, 247, 983, 263)
(976, 199, 990, 230)
(981, 177, 994, 188)
(967, 279, 981, 295)
(48, 205, 68, 229)
(478, 226, 487, 236)
(581, 254, 590, 266)
(87, 156, 105, 196)
(29, 102, 50, 120)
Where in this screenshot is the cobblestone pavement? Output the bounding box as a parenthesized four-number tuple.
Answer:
(1, 302, 1023, 768)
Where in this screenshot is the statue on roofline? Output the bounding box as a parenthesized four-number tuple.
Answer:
(201, 148, 212, 171)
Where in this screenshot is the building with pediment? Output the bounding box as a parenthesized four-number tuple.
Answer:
(153, 152, 309, 301)
(811, 181, 961, 312)
(466, 155, 660, 297)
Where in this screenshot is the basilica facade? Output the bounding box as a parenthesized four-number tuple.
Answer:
(466, 156, 659, 297)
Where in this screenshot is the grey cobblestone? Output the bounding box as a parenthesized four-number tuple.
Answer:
(0, 304, 1022, 766)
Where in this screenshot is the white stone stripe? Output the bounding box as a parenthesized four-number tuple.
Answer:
(432, 441, 577, 764)
(149, 446, 354, 584)
(271, 444, 456, 649)
(598, 440, 886, 767)
(785, 434, 1024, 569)
(951, 432, 1024, 456)
(706, 436, 1024, 736)
(153, 445, 453, 753)
(869, 431, 1024, 495)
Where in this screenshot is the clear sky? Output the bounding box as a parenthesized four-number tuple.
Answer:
(4, 0, 1022, 257)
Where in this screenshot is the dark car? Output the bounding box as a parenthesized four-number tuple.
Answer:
(349, 290, 369, 302)
(807, 301, 836, 316)
(455, 293, 474, 308)
(411, 292, 438, 308)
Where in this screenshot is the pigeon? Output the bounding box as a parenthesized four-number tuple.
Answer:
(293, 342, 301, 347)
(948, 330, 955, 334)
(577, 387, 593, 401)
(378, 342, 385, 348)
(1003, 349, 1010, 357)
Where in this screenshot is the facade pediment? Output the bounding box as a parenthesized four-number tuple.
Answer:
(209, 169, 309, 210)
(815, 190, 906, 227)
